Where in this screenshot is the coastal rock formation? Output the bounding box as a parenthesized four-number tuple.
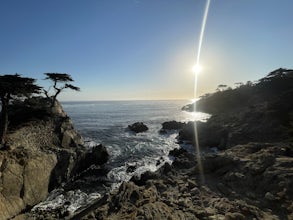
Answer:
(128, 122, 148, 133)
(162, 120, 185, 130)
(78, 69, 293, 220)
(160, 121, 186, 133)
(178, 121, 229, 150)
(81, 143, 293, 220)
(0, 99, 108, 219)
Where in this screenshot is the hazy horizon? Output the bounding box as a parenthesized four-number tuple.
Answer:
(1, 0, 293, 101)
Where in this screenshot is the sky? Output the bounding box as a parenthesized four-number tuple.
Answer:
(0, 0, 293, 101)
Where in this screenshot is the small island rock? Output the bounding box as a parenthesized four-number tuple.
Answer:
(128, 122, 148, 133)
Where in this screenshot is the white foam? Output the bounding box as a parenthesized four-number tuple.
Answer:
(32, 189, 101, 214)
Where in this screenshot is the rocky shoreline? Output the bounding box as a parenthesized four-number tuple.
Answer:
(78, 70, 293, 220)
(76, 142, 292, 220)
(0, 99, 109, 220)
(2, 69, 293, 219)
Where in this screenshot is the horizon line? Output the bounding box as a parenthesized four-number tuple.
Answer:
(60, 98, 193, 102)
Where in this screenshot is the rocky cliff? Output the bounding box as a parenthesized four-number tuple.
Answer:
(0, 98, 105, 220)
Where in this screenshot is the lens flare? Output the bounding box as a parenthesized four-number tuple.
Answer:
(193, 0, 211, 187)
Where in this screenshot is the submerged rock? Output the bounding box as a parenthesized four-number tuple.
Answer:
(128, 122, 148, 133)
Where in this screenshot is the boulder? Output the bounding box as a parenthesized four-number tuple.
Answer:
(169, 147, 188, 157)
(162, 121, 185, 130)
(128, 122, 148, 133)
(160, 121, 186, 133)
(91, 144, 109, 165)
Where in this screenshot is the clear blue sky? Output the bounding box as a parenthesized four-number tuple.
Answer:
(1, 0, 292, 101)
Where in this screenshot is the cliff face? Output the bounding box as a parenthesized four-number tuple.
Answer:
(0, 100, 89, 219)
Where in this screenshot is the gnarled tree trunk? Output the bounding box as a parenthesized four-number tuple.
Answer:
(0, 97, 9, 146)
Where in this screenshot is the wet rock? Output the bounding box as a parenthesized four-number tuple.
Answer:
(169, 147, 187, 157)
(160, 121, 186, 133)
(70, 144, 109, 175)
(178, 121, 229, 149)
(128, 122, 148, 133)
(130, 171, 159, 186)
(91, 144, 109, 165)
(126, 162, 137, 173)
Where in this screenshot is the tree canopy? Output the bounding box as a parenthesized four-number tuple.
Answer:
(43, 73, 80, 106)
(0, 74, 41, 146)
(0, 74, 41, 99)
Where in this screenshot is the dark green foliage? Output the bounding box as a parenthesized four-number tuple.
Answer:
(182, 68, 293, 145)
(43, 73, 80, 107)
(0, 74, 41, 146)
(191, 68, 293, 114)
(0, 74, 41, 98)
(44, 73, 74, 83)
(8, 97, 52, 128)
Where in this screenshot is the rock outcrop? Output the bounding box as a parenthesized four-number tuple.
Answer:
(128, 122, 148, 133)
(81, 143, 293, 220)
(0, 98, 108, 219)
(160, 121, 186, 133)
(178, 121, 228, 150)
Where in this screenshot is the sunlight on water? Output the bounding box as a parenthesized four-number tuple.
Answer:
(185, 111, 210, 122)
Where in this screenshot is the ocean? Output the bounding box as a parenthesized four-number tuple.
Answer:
(33, 100, 210, 214)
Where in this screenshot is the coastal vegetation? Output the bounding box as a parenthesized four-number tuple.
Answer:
(0, 74, 41, 148)
(184, 68, 293, 115)
(43, 73, 80, 107)
(0, 68, 292, 219)
(0, 73, 79, 149)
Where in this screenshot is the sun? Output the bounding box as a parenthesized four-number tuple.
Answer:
(192, 63, 202, 75)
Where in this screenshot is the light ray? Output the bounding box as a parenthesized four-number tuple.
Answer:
(193, 0, 211, 187)
(196, 0, 211, 66)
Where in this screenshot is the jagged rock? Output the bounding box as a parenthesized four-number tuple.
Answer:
(160, 121, 186, 133)
(168, 147, 196, 169)
(60, 117, 84, 148)
(178, 121, 229, 150)
(72, 144, 109, 175)
(169, 147, 187, 157)
(0, 150, 57, 219)
(128, 122, 148, 133)
(126, 162, 137, 173)
(130, 171, 159, 186)
(0, 98, 107, 219)
(80, 143, 293, 220)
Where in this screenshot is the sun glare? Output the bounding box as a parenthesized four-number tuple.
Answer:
(192, 63, 202, 75)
